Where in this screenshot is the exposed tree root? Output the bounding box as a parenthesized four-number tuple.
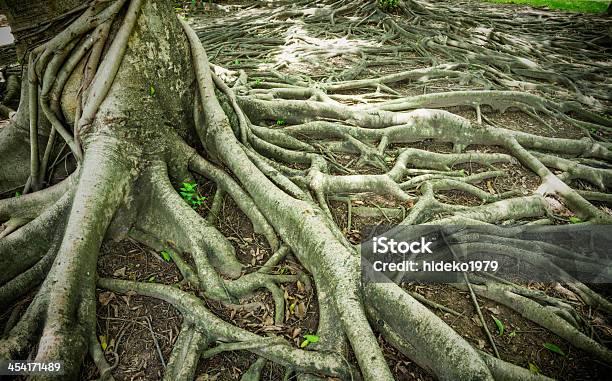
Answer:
(98, 277, 353, 379)
(0, 0, 611, 380)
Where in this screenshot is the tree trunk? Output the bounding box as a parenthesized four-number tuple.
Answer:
(3, 0, 84, 58)
(0, 0, 611, 380)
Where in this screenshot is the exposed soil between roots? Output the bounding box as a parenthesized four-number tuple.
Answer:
(1, 0, 612, 380)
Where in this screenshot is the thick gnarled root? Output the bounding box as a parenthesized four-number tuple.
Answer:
(1, 0, 611, 380)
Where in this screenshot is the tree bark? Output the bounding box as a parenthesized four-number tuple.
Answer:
(2, 0, 85, 59)
(1, 1, 611, 380)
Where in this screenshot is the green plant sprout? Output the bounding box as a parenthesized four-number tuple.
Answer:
(529, 362, 540, 374)
(160, 250, 173, 262)
(300, 334, 319, 348)
(180, 181, 206, 209)
(492, 315, 504, 336)
(543, 342, 565, 356)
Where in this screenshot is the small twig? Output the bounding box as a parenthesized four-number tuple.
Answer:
(346, 197, 352, 231)
(440, 229, 500, 358)
(143, 315, 166, 367)
(202, 337, 285, 359)
(408, 291, 462, 317)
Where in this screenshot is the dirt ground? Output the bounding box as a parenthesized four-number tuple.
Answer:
(79, 2, 611, 380)
(1, 0, 611, 380)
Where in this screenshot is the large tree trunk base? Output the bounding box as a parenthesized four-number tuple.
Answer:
(1, 0, 611, 380)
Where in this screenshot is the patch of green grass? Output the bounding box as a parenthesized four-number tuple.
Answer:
(484, 0, 609, 13)
(179, 181, 206, 209)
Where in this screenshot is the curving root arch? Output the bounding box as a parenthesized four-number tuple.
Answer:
(0, 0, 611, 380)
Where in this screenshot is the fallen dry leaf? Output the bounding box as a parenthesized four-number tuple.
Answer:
(486, 306, 501, 315)
(98, 291, 115, 306)
(486, 180, 496, 194)
(295, 301, 307, 319)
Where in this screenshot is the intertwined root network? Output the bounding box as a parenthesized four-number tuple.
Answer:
(0, 0, 611, 380)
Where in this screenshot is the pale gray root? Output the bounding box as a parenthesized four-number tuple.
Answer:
(0, 235, 60, 307)
(98, 277, 353, 379)
(308, 169, 412, 202)
(201, 337, 286, 359)
(462, 282, 612, 363)
(364, 281, 494, 380)
(240, 357, 267, 381)
(0, 119, 32, 194)
(239, 96, 466, 128)
(76, 0, 141, 132)
(0, 190, 73, 285)
(85, 289, 117, 381)
(0, 173, 75, 222)
(33, 135, 134, 380)
(362, 89, 542, 113)
(26, 0, 131, 170)
(322, 64, 467, 92)
(397, 171, 519, 215)
(205, 187, 225, 224)
(0, 290, 48, 360)
(362, 90, 610, 131)
(578, 190, 612, 205)
(226, 271, 304, 325)
(2, 2, 611, 381)
(282, 113, 610, 161)
(296, 278, 350, 381)
(428, 178, 522, 202)
(183, 17, 395, 381)
(128, 229, 201, 287)
(30, 0, 127, 77)
(532, 151, 612, 190)
(407, 291, 462, 317)
(0, 218, 29, 239)
(501, 137, 610, 222)
(367, 305, 554, 381)
(566, 282, 612, 315)
(89, 330, 117, 381)
(72, 21, 113, 155)
(430, 195, 550, 225)
(398, 182, 441, 225)
(243, 146, 310, 200)
(135, 162, 241, 302)
(37, 33, 84, 162)
(28, 52, 41, 190)
(186, 147, 279, 250)
(277, 106, 611, 221)
(163, 322, 210, 381)
(258, 244, 291, 274)
(388, 181, 549, 225)
(389, 148, 513, 177)
(160, 241, 305, 325)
